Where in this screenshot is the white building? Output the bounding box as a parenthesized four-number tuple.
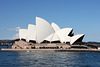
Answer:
(19, 17, 85, 45)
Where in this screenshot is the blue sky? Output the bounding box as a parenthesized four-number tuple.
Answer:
(0, 0, 100, 42)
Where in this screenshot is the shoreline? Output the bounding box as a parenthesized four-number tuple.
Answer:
(1, 48, 100, 52)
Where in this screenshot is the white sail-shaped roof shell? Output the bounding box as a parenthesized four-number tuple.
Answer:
(26, 24, 36, 42)
(44, 23, 61, 42)
(44, 33, 60, 42)
(19, 29, 28, 40)
(44, 33, 54, 41)
(70, 34, 84, 44)
(19, 17, 85, 45)
(56, 28, 73, 43)
(36, 17, 55, 43)
(51, 23, 60, 32)
(44, 28, 73, 43)
(51, 33, 60, 41)
(65, 36, 71, 43)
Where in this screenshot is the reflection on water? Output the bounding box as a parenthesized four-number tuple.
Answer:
(0, 46, 100, 67)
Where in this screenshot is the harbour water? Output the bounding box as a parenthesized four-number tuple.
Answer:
(0, 46, 100, 67)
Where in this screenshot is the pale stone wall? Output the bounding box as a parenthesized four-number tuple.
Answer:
(24, 46, 31, 49)
(12, 40, 71, 49)
(12, 40, 28, 49)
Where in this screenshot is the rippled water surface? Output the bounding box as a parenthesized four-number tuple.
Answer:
(0, 46, 100, 67)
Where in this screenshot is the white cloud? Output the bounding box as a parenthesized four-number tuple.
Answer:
(0, 27, 21, 40)
(12, 33, 19, 39)
(7, 27, 21, 31)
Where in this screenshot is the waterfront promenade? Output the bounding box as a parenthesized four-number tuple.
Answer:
(1, 48, 100, 52)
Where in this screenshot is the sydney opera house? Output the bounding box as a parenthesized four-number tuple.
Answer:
(12, 17, 85, 49)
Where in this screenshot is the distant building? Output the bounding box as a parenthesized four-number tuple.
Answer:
(0, 40, 14, 46)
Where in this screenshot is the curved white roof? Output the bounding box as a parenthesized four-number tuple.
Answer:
(26, 24, 36, 42)
(51, 23, 60, 32)
(57, 28, 73, 36)
(19, 17, 85, 44)
(44, 33, 54, 41)
(19, 29, 28, 40)
(65, 36, 71, 43)
(44, 33, 60, 42)
(36, 17, 55, 43)
(56, 28, 73, 43)
(70, 34, 84, 44)
(51, 33, 60, 41)
(44, 28, 73, 43)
